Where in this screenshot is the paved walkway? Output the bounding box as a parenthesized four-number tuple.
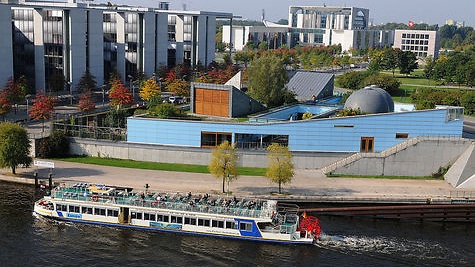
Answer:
(2, 160, 472, 203)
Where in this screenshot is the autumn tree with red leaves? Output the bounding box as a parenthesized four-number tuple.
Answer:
(0, 91, 11, 120)
(108, 79, 133, 109)
(78, 93, 96, 112)
(29, 91, 56, 132)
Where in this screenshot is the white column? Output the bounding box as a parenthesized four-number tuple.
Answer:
(116, 12, 126, 81)
(33, 8, 46, 91)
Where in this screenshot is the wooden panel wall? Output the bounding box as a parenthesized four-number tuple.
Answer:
(194, 88, 229, 117)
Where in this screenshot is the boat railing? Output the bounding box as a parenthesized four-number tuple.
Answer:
(51, 187, 270, 219)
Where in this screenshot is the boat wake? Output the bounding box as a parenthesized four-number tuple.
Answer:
(315, 232, 462, 265)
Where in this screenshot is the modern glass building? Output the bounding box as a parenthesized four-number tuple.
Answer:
(0, 1, 232, 92)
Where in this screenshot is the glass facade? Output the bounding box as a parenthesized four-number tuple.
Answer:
(125, 12, 138, 78)
(43, 9, 65, 93)
(103, 12, 117, 81)
(12, 9, 35, 89)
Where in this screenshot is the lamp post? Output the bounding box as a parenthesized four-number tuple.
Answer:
(68, 81, 72, 105)
(101, 84, 106, 107)
(25, 94, 31, 119)
(127, 75, 135, 101)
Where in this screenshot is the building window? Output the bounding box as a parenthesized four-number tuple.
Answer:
(201, 132, 232, 147)
(360, 137, 374, 153)
(396, 133, 409, 139)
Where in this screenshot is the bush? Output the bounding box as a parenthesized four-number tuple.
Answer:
(37, 131, 69, 158)
(150, 102, 180, 118)
(337, 71, 367, 89)
(363, 73, 401, 93)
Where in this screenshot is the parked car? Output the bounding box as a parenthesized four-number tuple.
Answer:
(168, 96, 187, 105)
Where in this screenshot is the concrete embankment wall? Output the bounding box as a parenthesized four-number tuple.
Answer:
(334, 139, 472, 176)
(68, 138, 350, 169)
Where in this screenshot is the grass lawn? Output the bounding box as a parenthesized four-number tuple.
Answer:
(58, 156, 267, 176)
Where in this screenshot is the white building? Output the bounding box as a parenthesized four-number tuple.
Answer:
(393, 29, 440, 58)
(0, 0, 232, 92)
(222, 6, 393, 52)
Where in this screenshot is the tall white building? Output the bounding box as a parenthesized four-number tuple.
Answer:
(0, 1, 232, 93)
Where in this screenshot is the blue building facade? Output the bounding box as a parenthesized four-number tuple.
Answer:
(127, 107, 464, 153)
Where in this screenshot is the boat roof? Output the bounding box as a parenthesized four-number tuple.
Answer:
(49, 184, 279, 219)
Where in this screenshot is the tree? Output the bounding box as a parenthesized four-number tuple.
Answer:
(109, 79, 133, 109)
(76, 69, 97, 94)
(398, 51, 418, 75)
(265, 143, 294, 194)
(423, 56, 436, 84)
(29, 92, 56, 132)
(247, 54, 289, 107)
(0, 91, 11, 120)
(208, 140, 239, 194)
(78, 93, 96, 112)
(166, 79, 190, 97)
(0, 122, 32, 174)
(139, 77, 160, 101)
(3, 77, 27, 108)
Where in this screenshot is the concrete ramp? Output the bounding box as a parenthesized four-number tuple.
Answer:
(445, 142, 475, 189)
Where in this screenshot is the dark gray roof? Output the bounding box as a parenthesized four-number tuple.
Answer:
(286, 71, 334, 101)
(344, 85, 395, 114)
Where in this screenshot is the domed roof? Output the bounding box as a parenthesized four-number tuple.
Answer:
(344, 85, 394, 114)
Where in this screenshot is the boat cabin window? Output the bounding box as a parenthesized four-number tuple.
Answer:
(82, 207, 93, 214)
(184, 217, 196, 225)
(68, 205, 80, 213)
(225, 221, 238, 229)
(198, 218, 210, 227)
(212, 220, 224, 228)
(107, 209, 119, 217)
(131, 212, 142, 220)
(240, 222, 252, 231)
(144, 213, 155, 221)
(94, 208, 106, 216)
(157, 214, 168, 222)
(171, 216, 183, 224)
(56, 204, 67, 211)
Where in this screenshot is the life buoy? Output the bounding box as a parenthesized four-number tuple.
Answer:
(92, 195, 98, 202)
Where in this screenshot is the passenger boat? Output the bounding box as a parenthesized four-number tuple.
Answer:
(34, 183, 321, 245)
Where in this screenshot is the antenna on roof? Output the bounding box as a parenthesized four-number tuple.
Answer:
(261, 9, 265, 22)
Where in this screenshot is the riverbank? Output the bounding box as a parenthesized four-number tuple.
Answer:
(2, 160, 473, 204)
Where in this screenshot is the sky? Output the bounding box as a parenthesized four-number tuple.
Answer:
(109, 0, 474, 27)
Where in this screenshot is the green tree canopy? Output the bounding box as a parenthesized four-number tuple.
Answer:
(0, 122, 32, 174)
(208, 140, 239, 193)
(76, 69, 97, 94)
(247, 54, 290, 107)
(265, 143, 294, 194)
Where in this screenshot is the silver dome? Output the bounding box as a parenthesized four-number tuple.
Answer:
(344, 85, 394, 114)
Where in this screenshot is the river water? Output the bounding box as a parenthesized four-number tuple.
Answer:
(1, 181, 474, 266)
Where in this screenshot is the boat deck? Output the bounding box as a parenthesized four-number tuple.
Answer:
(50, 184, 273, 219)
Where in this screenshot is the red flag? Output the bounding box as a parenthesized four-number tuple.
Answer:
(408, 20, 415, 28)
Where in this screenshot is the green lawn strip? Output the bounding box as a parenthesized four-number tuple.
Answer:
(327, 174, 443, 180)
(57, 157, 267, 176)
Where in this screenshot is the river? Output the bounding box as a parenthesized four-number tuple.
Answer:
(1, 181, 473, 266)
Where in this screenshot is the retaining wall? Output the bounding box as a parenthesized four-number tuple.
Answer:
(334, 139, 472, 176)
(68, 138, 350, 169)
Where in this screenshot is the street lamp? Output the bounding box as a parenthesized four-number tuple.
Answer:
(101, 84, 106, 107)
(68, 81, 72, 105)
(25, 94, 31, 119)
(127, 75, 135, 101)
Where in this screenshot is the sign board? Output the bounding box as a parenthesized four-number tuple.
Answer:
(34, 160, 55, 168)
